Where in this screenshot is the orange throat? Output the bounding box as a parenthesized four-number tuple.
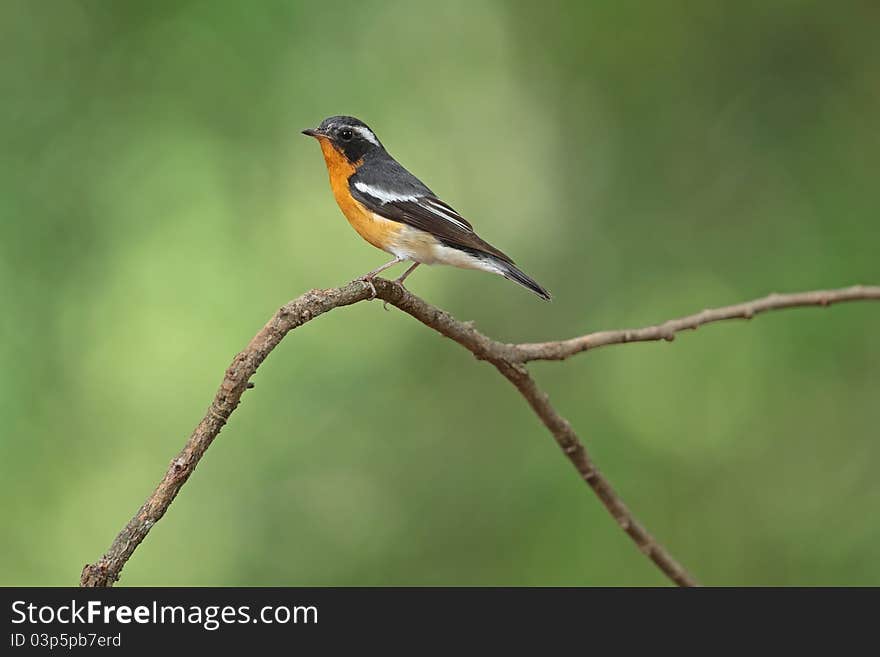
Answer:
(317, 138, 403, 253)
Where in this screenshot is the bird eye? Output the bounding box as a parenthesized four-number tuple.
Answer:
(339, 128, 353, 141)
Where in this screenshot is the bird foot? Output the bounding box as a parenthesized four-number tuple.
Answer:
(359, 276, 378, 299)
(381, 277, 408, 310)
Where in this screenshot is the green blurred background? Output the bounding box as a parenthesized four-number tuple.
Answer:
(1, 0, 878, 586)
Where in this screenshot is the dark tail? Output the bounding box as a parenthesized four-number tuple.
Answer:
(496, 260, 552, 301)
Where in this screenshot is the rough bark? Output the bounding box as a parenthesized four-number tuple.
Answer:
(80, 281, 880, 587)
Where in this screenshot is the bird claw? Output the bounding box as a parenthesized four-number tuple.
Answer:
(359, 276, 378, 299)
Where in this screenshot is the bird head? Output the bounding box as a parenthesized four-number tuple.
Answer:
(302, 116, 384, 163)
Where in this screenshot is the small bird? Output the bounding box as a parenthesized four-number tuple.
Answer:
(302, 116, 551, 300)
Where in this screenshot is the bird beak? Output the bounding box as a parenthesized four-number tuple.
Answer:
(301, 128, 323, 138)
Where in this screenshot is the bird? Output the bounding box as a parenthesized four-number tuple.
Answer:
(302, 115, 551, 301)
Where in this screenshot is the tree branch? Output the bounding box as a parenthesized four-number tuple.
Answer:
(80, 282, 878, 587)
(512, 285, 880, 362)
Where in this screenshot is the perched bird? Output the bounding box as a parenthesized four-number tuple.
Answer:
(302, 116, 551, 300)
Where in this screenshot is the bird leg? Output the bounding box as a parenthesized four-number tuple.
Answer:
(393, 262, 420, 288)
(379, 262, 421, 311)
(359, 256, 404, 299)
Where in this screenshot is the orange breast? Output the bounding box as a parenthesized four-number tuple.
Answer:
(318, 139, 402, 252)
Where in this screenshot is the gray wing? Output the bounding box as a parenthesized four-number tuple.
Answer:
(349, 155, 513, 263)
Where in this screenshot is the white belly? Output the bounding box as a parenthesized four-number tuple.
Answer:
(386, 225, 502, 273)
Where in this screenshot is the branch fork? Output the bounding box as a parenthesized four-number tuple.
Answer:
(81, 282, 880, 587)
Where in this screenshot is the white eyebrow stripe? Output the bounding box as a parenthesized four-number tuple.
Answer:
(353, 182, 471, 231)
(353, 181, 419, 203)
(352, 126, 380, 146)
(420, 199, 470, 230)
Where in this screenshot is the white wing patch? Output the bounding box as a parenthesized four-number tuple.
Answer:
(353, 182, 472, 232)
(420, 198, 470, 230)
(353, 181, 419, 204)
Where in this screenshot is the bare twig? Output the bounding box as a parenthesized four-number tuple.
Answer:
(370, 283, 698, 585)
(513, 285, 880, 362)
(81, 282, 878, 587)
